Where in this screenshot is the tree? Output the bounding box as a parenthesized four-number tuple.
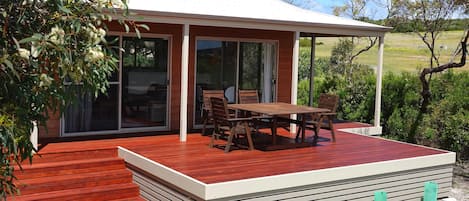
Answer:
(389, 0, 468, 142)
(0, 0, 145, 197)
(332, 0, 378, 75)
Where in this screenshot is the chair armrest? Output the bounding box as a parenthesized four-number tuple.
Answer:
(319, 112, 337, 117)
(227, 117, 253, 122)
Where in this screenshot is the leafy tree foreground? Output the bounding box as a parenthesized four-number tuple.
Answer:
(0, 0, 147, 197)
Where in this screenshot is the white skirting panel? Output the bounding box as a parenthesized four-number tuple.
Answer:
(118, 147, 454, 201)
(218, 165, 452, 201)
(128, 164, 452, 201)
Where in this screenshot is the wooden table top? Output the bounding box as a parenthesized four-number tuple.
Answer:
(229, 102, 330, 116)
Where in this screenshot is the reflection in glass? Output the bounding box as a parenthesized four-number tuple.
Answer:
(121, 37, 168, 128)
(64, 85, 119, 132)
(195, 40, 237, 124)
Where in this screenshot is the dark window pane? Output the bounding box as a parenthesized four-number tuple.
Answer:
(121, 37, 168, 128)
(64, 85, 119, 132)
(195, 40, 237, 124)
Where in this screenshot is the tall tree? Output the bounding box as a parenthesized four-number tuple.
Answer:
(0, 0, 145, 197)
(388, 0, 468, 142)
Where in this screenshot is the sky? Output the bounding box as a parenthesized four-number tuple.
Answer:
(287, 0, 387, 19)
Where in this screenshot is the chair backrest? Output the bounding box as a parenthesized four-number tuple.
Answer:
(318, 93, 339, 112)
(210, 97, 231, 128)
(202, 90, 225, 111)
(238, 90, 259, 104)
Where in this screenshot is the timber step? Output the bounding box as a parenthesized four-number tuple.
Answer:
(10, 183, 140, 201)
(9, 148, 142, 200)
(17, 168, 133, 194)
(16, 157, 126, 179)
(26, 148, 117, 164)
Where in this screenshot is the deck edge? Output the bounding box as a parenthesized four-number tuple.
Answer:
(117, 146, 207, 199)
(204, 151, 455, 200)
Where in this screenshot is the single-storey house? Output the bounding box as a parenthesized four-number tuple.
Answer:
(27, 1, 455, 200)
(40, 0, 388, 140)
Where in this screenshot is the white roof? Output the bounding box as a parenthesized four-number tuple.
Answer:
(127, 0, 390, 37)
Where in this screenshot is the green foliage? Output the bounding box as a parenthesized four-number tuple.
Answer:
(0, 0, 144, 197)
(418, 72, 469, 160)
(298, 41, 468, 161)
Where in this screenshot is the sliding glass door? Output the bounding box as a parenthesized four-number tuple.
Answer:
(121, 37, 169, 128)
(195, 39, 277, 125)
(63, 35, 169, 136)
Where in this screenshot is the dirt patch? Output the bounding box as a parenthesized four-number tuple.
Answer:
(450, 162, 469, 200)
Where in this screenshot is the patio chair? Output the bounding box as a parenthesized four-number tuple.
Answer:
(238, 90, 275, 134)
(209, 97, 254, 153)
(238, 90, 260, 104)
(201, 90, 225, 135)
(296, 93, 339, 142)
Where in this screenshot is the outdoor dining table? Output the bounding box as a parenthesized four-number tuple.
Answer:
(229, 102, 330, 151)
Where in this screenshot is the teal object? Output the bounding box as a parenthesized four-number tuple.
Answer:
(423, 181, 438, 201)
(374, 191, 387, 201)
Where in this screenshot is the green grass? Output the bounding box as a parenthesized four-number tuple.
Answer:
(302, 30, 468, 73)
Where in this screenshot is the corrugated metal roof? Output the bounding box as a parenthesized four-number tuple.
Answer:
(127, 0, 391, 36)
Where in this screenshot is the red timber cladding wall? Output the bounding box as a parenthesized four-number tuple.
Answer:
(41, 24, 293, 137)
(187, 26, 294, 129)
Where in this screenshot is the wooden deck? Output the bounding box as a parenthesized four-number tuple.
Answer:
(34, 122, 454, 200)
(39, 122, 445, 184)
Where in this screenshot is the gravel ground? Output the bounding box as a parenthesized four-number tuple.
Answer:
(450, 162, 469, 201)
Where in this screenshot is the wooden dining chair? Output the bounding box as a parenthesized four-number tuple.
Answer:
(296, 93, 339, 142)
(201, 90, 225, 135)
(238, 90, 260, 104)
(238, 90, 275, 133)
(209, 97, 254, 153)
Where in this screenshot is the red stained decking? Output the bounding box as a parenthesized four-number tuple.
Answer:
(38, 123, 446, 184)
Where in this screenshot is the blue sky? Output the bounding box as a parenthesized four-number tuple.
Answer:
(286, 0, 346, 15)
(288, 0, 387, 19)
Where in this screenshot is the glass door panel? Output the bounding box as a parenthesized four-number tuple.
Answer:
(121, 37, 169, 128)
(64, 85, 119, 133)
(239, 42, 263, 100)
(195, 40, 237, 124)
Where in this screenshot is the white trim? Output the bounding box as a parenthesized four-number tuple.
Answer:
(118, 145, 454, 200)
(180, 24, 190, 141)
(121, 10, 389, 37)
(290, 31, 300, 132)
(374, 36, 384, 127)
(31, 121, 38, 151)
(204, 152, 454, 200)
(118, 34, 123, 130)
(338, 126, 382, 136)
(117, 146, 206, 198)
(196, 36, 278, 44)
(309, 36, 316, 106)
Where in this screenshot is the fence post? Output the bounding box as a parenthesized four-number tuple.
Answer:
(374, 191, 387, 201)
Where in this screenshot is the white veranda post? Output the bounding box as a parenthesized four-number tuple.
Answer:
(290, 31, 300, 132)
(180, 24, 190, 141)
(374, 36, 384, 128)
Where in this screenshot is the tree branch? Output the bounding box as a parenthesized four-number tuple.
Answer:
(350, 37, 378, 63)
(419, 30, 468, 112)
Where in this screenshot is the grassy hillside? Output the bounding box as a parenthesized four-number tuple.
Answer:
(302, 30, 468, 73)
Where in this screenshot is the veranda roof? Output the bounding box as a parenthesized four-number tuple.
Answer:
(127, 0, 391, 37)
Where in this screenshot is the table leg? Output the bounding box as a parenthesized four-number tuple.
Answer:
(272, 116, 277, 145)
(301, 114, 306, 143)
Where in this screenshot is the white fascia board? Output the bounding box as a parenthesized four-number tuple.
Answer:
(118, 146, 454, 201)
(204, 152, 455, 200)
(117, 146, 206, 199)
(122, 10, 389, 37)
